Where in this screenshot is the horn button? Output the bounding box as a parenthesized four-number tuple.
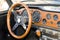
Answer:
(15, 16, 27, 24)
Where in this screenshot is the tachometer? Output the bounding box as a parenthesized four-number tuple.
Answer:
(32, 11, 40, 22)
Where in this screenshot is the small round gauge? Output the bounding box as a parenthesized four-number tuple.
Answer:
(53, 15, 58, 20)
(46, 14, 51, 20)
(57, 21, 60, 27)
(32, 11, 40, 22)
(42, 19, 46, 24)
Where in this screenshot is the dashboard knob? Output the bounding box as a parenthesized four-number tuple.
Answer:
(36, 30, 41, 37)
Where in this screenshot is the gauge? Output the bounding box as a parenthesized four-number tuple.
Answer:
(57, 21, 60, 27)
(53, 15, 58, 20)
(32, 11, 40, 22)
(42, 19, 46, 24)
(46, 14, 51, 20)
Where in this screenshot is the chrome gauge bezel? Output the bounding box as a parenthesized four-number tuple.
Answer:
(32, 11, 41, 22)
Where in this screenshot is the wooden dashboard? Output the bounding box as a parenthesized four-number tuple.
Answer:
(31, 9, 60, 29)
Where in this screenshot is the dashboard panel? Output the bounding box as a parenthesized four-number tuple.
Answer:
(32, 9, 59, 29)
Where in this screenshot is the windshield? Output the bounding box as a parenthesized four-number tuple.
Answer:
(11, 0, 60, 4)
(11, 0, 60, 12)
(40, 6, 60, 12)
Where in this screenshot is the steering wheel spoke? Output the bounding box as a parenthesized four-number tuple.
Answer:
(21, 22, 27, 30)
(12, 22, 19, 31)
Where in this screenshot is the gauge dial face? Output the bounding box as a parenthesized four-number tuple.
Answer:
(42, 19, 46, 24)
(46, 14, 51, 20)
(53, 15, 58, 20)
(32, 11, 40, 22)
(57, 21, 60, 27)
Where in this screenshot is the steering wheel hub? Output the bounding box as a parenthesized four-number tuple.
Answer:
(15, 16, 27, 24)
(17, 16, 21, 23)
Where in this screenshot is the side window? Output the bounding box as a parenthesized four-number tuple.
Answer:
(0, 0, 9, 11)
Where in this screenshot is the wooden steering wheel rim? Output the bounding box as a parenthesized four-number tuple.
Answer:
(7, 2, 32, 39)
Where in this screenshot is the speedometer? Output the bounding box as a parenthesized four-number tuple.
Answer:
(32, 11, 40, 22)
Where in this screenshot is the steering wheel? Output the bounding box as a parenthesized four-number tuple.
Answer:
(7, 2, 32, 39)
